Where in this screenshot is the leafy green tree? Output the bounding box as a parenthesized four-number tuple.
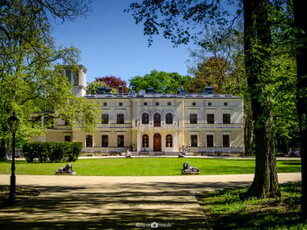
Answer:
(293, 0, 307, 219)
(0, 0, 98, 160)
(129, 70, 192, 93)
(126, 0, 298, 198)
(190, 56, 229, 93)
(86, 81, 109, 95)
(242, 0, 281, 198)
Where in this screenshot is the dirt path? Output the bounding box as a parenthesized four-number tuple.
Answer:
(0, 173, 301, 229)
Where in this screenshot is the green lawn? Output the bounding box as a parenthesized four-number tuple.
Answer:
(0, 158, 301, 176)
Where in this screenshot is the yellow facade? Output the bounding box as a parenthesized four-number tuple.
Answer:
(34, 92, 244, 156)
(32, 67, 244, 156)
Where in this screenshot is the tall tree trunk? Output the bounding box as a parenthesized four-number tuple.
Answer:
(293, 0, 307, 220)
(243, 0, 280, 198)
(244, 102, 253, 156)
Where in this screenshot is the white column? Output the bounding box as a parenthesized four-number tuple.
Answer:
(137, 132, 141, 152)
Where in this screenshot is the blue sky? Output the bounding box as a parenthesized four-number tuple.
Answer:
(51, 0, 196, 85)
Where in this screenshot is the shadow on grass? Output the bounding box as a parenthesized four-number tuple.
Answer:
(196, 183, 305, 230)
(0, 180, 251, 230)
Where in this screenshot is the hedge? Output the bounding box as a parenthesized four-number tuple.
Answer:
(23, 142, 82, 163)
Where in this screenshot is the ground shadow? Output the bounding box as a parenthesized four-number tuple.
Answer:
(0, 180, 252, 230)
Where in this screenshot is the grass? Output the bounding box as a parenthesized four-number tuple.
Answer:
(0, 158, 301, 176)
(196, 182, 306, 229)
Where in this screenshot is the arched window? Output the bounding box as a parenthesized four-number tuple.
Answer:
(86, 135, 93, 147)
(142, 134, 149, 147)
(165, 113, 173, 125)
(142, 113, 149, 124)
(166, 134, 173, 147)
(154, 113, 161, 127)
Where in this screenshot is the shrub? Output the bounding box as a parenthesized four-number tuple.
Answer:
(23, 142, 82, 163)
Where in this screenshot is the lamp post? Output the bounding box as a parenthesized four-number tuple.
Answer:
(8, 112, 19, 201)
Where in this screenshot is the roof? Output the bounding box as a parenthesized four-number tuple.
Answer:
(85, 91, 242, 99)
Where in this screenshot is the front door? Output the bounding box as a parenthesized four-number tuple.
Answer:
(153, 133, 161, 151)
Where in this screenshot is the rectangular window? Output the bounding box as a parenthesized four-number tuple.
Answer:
(64, 136, 71, 142)
(223, 114, 231, 124)
(223, 135, 230, 147)
(73, 72, 79, 86)
(190, 114, 197, 124)
(101, 114, 109, 124)
(117, 135, 124, 147)
(119, 102, 123, 106)
(191, 135, 198, 147)
(103, 102, 107, 106)
(117, 114, 124, 124)
(65, 70, 71, 82)
(207, 114, 214, 124)
(208, 102, 212, 106)
(101, 135, 108, 147)
(86, 135, 93, 147)
(207, 135, 214, 147)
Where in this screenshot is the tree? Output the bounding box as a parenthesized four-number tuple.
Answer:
(86, 81, 109, 95)
(0, 0, 97, 160)
(293, 0, 307, 219)
(95, 76, 128, 93)
(129, 70, 192, 93)
(242, 0, 280, 198)
(190, 56, 229, 93)
(127, 0, 283, 198)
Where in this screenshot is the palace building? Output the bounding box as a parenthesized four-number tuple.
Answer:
(33, 66, 244, 156)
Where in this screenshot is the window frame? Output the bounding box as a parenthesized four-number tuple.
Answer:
(64, 135, 71, 142)
(207, 135, 214, 147)
(86, 135, 93, 147)
(101, 114, 109, 124)
(142, 113, 149, 125)
(190, 114, 198, 124)
(223, 114, 231, 124)
(101, 135, 109, 147)
(142, 134, 149, 148)
(223, 135, 230, 147)
(191, 135, 198, 147)
(165, 113, 173, 125)
(166, 134, 173, 147)
(154, 113, 161, 127)
(207, 114, 215, 124)
(117, 114, 124, 124)
(117, 135, 124, 147)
